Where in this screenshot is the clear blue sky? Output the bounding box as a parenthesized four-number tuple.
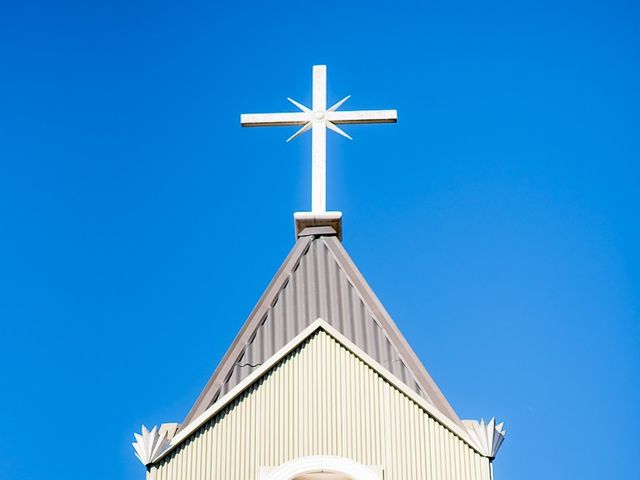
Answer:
(1, 1, 638, 479)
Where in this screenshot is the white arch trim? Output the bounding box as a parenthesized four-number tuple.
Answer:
(263, 456, 381, 480)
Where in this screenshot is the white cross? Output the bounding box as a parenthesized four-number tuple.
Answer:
(240, 65, 397, 213)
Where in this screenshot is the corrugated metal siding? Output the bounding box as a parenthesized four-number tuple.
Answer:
(150, 331, 490, 480)
(216, 237, 426, 404)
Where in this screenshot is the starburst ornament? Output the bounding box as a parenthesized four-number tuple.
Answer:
(284, 94, 354, 142)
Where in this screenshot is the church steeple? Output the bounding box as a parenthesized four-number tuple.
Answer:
(132, 65, 506, 479)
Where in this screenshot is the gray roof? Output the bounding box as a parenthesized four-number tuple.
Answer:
(182, 226, 463, 429)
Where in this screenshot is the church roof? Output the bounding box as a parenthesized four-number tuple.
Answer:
(182, 226, 464, 431)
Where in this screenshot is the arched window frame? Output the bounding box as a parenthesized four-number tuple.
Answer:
(261, 456, 382, 480)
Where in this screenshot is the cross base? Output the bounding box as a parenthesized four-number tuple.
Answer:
(294, 211, 343, 241)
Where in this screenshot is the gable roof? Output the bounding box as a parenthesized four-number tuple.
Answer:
(182, 228, 464, 430)
(161, 319, 482, 464)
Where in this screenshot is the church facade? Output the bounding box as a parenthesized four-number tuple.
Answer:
(132, 65, 505, 480)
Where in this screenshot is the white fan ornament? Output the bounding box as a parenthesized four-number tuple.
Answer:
(465, 418, 506, 458)
(132, 425, 169, 466)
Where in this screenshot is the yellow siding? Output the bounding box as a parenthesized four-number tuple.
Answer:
(150, 331, 491, 480)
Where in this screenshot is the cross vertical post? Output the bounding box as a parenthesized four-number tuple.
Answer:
(312, 65, 327, 213)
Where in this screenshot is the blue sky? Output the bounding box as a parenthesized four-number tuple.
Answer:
(1, 0, 638, 479)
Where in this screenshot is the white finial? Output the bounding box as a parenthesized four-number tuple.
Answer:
(241, 65, 397, 213)
(464, 417, 507, 458)
(132, 424, 171, 466)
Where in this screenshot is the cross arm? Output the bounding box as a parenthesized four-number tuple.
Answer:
(327, 109, 397, 125)
(240, 112, 309, 127)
